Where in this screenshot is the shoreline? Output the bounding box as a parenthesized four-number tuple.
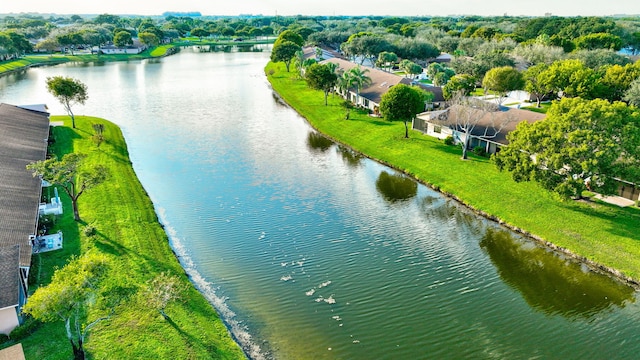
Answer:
(13, 116, 246, 359)
(266, 63, 640, 290)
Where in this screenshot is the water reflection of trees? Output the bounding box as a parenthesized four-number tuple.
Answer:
(306, 131, 333, 152)
(195, 45, 262, 53)
(336, 145, 362, 167)
(481, 228, 635, 319)
(376, 171, 418, 203)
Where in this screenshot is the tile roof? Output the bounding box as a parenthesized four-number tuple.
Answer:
(0, 245, 20, 309)
(0, 103, 50, 268)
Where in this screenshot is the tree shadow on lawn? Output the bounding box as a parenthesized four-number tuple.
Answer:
(560, 200, 640, 240)
(164, 316, 223, 355)
(50, 125, 82, 157)
(88, 227, 177, 271)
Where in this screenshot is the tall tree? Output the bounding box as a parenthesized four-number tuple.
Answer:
(538, 59, 598, 99)
(304, 63, 338, 105)
(442, 74, 476, 99)
(46, 76, 88, 129)
(523, 63, 551, 108)
(379, 84, 429, 138)
(23, 253, 111, 360)
(494, 98, 640, 199)
(274, 29, 304, 46)
(482, 66, 525, 106)
(27, 153, 107, 221)
(376, 51, 398, 72)
(113, 30, 133, 47)
(138, 32, 160, 47)
(399, 59, 423, 79)
(270, 40, 300, 72)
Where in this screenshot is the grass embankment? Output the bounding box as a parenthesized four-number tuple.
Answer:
(265, 61, 640, 283)
(0, 46, 177, 75)
(7, 116, 244, 359)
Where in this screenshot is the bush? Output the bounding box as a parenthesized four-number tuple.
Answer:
(444, 136, 454, 146)
(9, 316, 41, 340)
(0, 333, 9, 344)
(472, 146, 487, 157)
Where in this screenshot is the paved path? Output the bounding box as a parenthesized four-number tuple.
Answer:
(593, 194, 637, 207)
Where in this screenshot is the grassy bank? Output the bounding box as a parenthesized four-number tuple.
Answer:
(0, 37, 272, 76)
(2, 116, 244, 359)
(0, 46, 176, 75)
(265, 61, 640, 283)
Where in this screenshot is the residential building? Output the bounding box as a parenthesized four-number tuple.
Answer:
(0, 103, 50, 335)
(413, 105, 546, 154)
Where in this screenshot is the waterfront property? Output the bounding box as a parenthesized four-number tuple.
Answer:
(321, 57, 413, 114)
(413, 105, 546, 154)
(0, 103, 50, 335)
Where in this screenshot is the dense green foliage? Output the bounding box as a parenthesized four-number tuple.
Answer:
(270, 40, 300, 72)
(482, 66, 525, 105)
(379, 84, 427, 138)
(2, 116, 245, 359)
(494, 98, 640, 199)
(266, 61, 640, 284)
(304, 63, 337, 105)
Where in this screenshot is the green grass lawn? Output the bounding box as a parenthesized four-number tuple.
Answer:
(1, 116, 244, 359)
(522, 102, 552, 114)
(0, 48, 172, 76)
(265, 61, 640, 283)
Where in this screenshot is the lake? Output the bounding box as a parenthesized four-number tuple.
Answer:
(1, 49, 639, 359)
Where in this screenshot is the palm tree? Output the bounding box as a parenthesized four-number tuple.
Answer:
(347, 66, 372, 107)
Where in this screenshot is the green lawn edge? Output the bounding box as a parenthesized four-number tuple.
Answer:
(0, 37, 274, 76)
(265, 61, 640, 285)
(2, 116, 245, 359)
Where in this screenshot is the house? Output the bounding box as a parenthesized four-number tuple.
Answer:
(412, 83, 446, 109)
(301, 45, 343, 61)
(0, 103, 50, 335)
(321, 58, 413, 114)
(413, 105, 546, 154)
(98, 39, 147, 55)
(431, 53, 453, 63)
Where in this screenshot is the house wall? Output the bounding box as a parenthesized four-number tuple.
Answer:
(348, 91, 377, 112)
(618, 182, 640, 201)
(100, 48, 143, 55)
(0, 307, 19, 336)
(425, 122, 453, 140)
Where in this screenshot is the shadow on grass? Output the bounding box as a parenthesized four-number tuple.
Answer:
(50, 125, 82, 157)
(165, 315, 222, 355)
(560, 199, 640, 240)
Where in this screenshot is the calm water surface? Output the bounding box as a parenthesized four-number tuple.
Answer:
(2, 49, 640, 359)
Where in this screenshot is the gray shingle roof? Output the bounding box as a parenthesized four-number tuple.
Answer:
(0, 245, 20, 309)
(0, 103, 50, 268)
(418, 105, 546, 145)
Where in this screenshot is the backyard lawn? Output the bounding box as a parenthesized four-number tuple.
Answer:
(266, 61, 640, 284)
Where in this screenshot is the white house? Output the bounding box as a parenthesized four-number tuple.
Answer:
(413, 105, 546, 154)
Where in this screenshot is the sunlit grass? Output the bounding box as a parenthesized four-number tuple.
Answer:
(7, 116, 244, 359)
(266, 61, 640, 281)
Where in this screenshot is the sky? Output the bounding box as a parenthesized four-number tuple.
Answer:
(2, 0, 640, 17)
